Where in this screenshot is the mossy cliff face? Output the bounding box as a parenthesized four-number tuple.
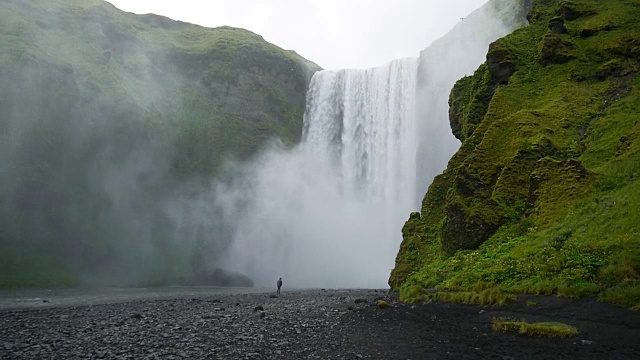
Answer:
(391, 0, 640, 309)
(0, 0, 319, 287)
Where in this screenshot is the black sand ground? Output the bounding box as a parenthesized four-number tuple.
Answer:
(1, 289, 639, 359)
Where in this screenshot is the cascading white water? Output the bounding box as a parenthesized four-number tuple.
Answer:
(303, 58, 419, 210)
(217, 1, 528, 288)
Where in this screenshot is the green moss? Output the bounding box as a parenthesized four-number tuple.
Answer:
(399, 285, 427, 304)
(427, 289, 517, 306)
(599, 280, 640, 310)
(492, 317, 579, 337)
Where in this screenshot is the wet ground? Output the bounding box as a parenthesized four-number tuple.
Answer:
(1, 289, 639, 359)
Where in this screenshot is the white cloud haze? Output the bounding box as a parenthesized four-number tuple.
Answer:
(106, 0, 489, 69)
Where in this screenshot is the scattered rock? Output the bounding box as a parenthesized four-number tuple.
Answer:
(129, 312, 144, 319)
(0, 289, 638, 359)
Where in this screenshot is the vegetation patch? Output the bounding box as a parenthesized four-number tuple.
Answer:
(492, 317, 579, 337)
(422, 289, 517, 306)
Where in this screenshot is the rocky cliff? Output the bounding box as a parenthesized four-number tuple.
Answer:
(0, 0, 319, 287)
(391, 0, 640, 310)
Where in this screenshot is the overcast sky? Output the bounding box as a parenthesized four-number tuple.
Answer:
(106, 0, 489, 70)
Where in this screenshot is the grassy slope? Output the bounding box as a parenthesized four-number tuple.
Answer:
(0, 0, 319, 287)
(0, 0, 319, 176)
(391, 0, 640, 310)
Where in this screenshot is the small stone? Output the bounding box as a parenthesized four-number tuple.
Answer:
(130, 313, 144, 319)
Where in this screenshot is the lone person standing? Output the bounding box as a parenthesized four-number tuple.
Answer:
(276, 277, 283, 294)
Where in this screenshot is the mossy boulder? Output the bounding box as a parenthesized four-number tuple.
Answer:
(448, 64, 495, 142)
(487, 40, 517, 85)
(555, 0, 596, 21)
(548, 16, 567, 34)
(539, 33, 576, 66)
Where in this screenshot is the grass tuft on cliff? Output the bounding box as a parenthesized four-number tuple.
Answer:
(391, 0, 640, 310)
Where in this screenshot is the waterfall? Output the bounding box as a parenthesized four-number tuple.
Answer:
(217, 59, 419, 288)
(217, 2, 528, 288)
(302, 58, 419, 210)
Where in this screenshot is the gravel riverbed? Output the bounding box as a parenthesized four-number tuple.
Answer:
(1, 289, 639, 359)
